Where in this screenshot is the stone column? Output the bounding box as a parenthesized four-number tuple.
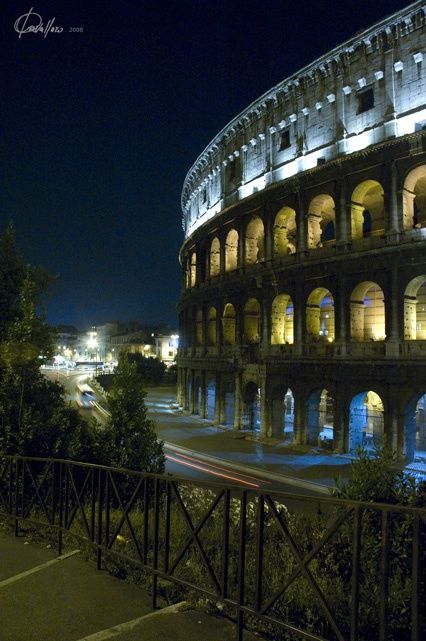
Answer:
(387, 161, 402, 235)
(293, 388, 306, 444)
(336, 177, 350, 246)
(333, 389, 347, 452)
(335, 275, 347, 356)
(260, 375, 272, 438)
(233, 372, 242, 431)
(386, 267, 401, 356)
(214, 372, 221, 424)
(200, 369, 207, 418)
(294, 282, 305, 356)
(296, 190, 307, 254)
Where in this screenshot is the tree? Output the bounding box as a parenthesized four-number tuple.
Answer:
(102, 355, 165, 472)
(126, 353, 166, 385)
(0, 226, 96, 460)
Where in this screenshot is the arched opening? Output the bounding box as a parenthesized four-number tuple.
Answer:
(307, 389, 335, 446)
(209, 237, 221, 277)
(243, 298, 261, 344)
(207, 307, 217, 346)
(189, 252, 197, 287)
(271, 294, 294, 344)
(306, 288, 335, 341)
(206, 379, 216, 420)
(222, 303, 236, 345)
(245, 217, 264, 265)
(351, 180, 385, 240)
(350, 282, 385, 341)
(307, 194, 336, 248)
(271, 386, 294, 441)
(225, 229, 239, 271)
(349, 391, 384, 452)
(404, 394, 426, 464)
(404, 276, 426, 340)
(193, 377, 202, 415)
(195, 309, 203, 346)
(242, 382, 261, 431)
(273, 206, 296, 256)
(402, 165, 426, 230)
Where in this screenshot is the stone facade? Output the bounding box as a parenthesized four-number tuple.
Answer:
(177, 2, 426, 464)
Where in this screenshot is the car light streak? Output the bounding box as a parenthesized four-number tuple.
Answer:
(167, 449, 271, 485)
(166, 454, 259, 488)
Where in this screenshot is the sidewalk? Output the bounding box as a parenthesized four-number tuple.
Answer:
(0, 531, 258, 641)
(144, 385, 354, 491)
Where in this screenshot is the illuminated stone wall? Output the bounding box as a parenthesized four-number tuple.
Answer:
(182, 1, 426, 239)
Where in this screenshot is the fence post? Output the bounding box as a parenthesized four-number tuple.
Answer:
(236, 490, 247, 641)
(97, 468, 104, 571)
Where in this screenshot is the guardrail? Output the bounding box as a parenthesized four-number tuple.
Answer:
(0, 456, 424, 641)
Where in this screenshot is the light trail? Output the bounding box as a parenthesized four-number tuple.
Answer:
(167, 449, 271, 485)
(166, 454, 260, 488)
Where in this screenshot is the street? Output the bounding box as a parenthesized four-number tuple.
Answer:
(43, 369, 346, 494)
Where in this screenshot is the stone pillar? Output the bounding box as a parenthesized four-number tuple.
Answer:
(263, 205, 273, 262)
(214, 372, 221, 424)
(293, 389, 306, 445)
(387, 161, 402, 235)
(233, 372, 242, 431)
(219, 233, 226, 276)
(294, 282, 305, 356)
(333, 390, 347, 452)
(335, 275, 347, 355)
(296, 190, 307, 254)
(189, 370, 195, 414)
(260, 375, 272, 437)
(336, 178, 350, 246)
(200, 370, 207, 418)
(386, 267, 401, 356)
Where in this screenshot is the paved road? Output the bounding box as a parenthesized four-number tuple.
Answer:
(43, 371, 351, 494)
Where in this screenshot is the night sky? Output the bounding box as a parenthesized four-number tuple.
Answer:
(1, 0, 411, 329)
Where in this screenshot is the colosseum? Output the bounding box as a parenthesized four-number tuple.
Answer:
(177, 1, 426, 470)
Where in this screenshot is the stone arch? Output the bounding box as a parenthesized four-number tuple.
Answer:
(273, 206, 296, 256)
(195, 309, 203, 345)
(271, 294, 294, 344)
(351, 180, 385, 240)
(189, 252, 197, 287)
(245, 216, 264, 265)
(222, 303, 236, 345)
(209, 237, 220, 277)
(242, 382, 261, 431)
(404, 393, 426, 463)
(349, 390, 384, 452)
(404, 276, 426, 340)
(306, 288, 335, 341)
(207, 307, 217, 345)
(225, 229, 239, 271)
(271, 385, 295, 441)
(402, 165, 426, 230)
(350, 282, 385, 341)
(307, 194, 336, 248)
(243, 298, 261, 343)
(306, 388, 335, 445)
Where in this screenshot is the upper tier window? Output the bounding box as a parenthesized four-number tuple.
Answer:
(279, 129, 290, 151)
(357, 88, 374, 114)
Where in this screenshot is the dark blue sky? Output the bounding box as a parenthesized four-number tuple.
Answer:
(1, 0, 411, 329)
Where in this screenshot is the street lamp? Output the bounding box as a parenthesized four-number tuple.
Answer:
(87, 331, 98, 377)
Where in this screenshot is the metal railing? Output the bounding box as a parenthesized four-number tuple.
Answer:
(0, 456, 424, 641)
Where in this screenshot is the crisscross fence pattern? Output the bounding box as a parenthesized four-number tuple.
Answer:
(0, 456, 425, 641)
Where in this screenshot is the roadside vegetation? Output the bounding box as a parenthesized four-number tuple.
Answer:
(0, 226, 164, 473)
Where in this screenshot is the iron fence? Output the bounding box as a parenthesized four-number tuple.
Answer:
(0, 455, 425, 641)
